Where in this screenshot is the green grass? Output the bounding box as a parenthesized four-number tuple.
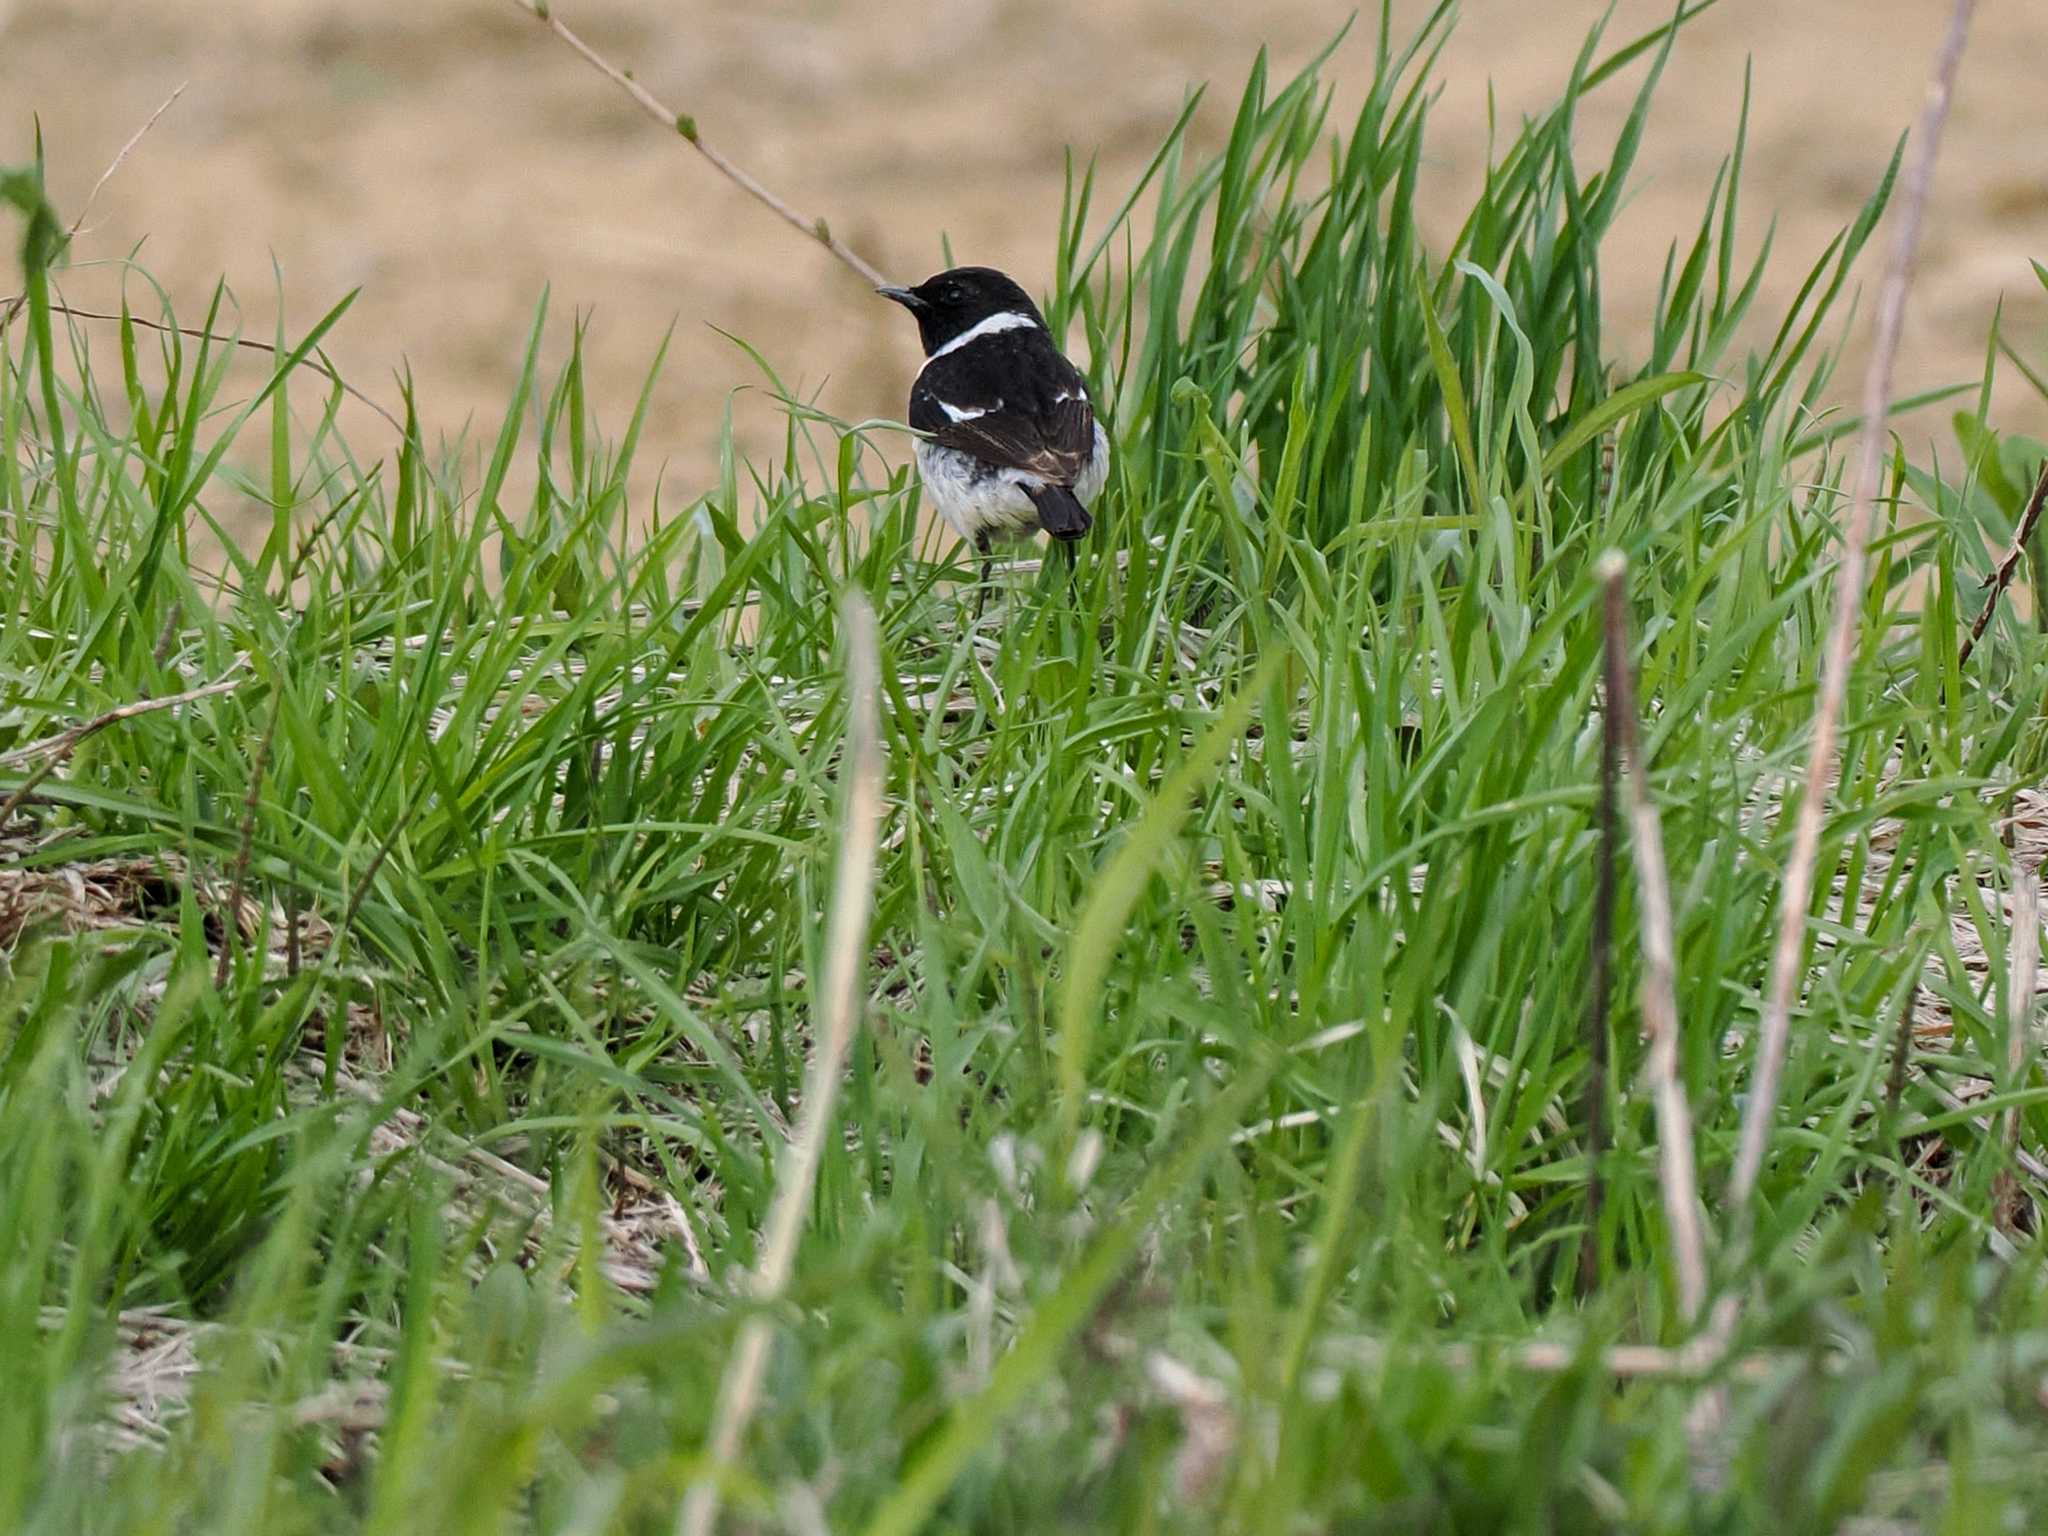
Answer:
(7, 4, 2048, 1530)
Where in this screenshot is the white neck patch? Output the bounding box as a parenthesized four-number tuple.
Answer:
(927, 309, 1039, 361)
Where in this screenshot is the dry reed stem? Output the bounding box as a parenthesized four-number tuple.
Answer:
(1579, 600, 1623, 1296)
(1599, 551, 1709, 1324)
(678, 592, 885, 1536)
(506, 0, 890, 290)
(1322, 1329, 1785, 1384)
(1960, 457, 2048, 667)
(1995, 870, 2040, 1235)
(1730, 0, 1979, 1217)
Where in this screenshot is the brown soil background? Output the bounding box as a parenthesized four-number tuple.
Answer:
(4, 0, 2045, 548)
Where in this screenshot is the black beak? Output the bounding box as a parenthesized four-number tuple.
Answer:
(876, 285, 925, 311)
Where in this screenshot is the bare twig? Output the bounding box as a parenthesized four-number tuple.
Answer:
(1600, 552, 1709, 1325)
(506, 0, 890, 289)
(1729, 0, 1978, 1218)
(0, 83, 185, 330)
(1960, 457, 2048, 667)
(679, 592, 886, 1536)
(1995, 870, 2040, 1235)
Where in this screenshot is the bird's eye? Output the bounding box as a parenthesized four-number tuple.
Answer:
(942, 284, 963, 302)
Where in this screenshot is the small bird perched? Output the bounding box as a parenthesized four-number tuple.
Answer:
(878, 266, 1109, 593)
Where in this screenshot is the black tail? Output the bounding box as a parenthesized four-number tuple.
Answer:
(1026, 483, 1093, 541)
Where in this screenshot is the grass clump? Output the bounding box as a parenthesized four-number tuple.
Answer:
(6, 4, 2048, 1530)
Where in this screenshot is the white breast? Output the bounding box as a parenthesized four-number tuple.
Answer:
(915, 441, 1042, 546)
(914, 421, 1113, 547)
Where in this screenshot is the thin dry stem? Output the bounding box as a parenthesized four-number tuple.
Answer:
(1600, 552, 1709, 1325)
(0, 664, 249, 824)
(1996, 870, 2040, 1235)
(506, 0, 890, 290)
(215, 699, 279, 990)
(0, 300, 406, 433)
(0, 83, 185, 330)
(1960, 457, 2048, 667)
(0, 668, 249, 767)
(72, 84, 187, 235)
(1882, 980, 1920, 1134)
(1730, 0, 1978, 1217)
(286, 884, 304, 979)
(151, 603, 186, 671)
(335, 785, 426, 943)
(678, 593, 885, 1536)
(1579, 618, 1622, 1296)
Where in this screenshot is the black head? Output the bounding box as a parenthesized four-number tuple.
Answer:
(877, 266, 1045, 356)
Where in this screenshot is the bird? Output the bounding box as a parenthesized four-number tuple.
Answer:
(878, 266, 1109, 603)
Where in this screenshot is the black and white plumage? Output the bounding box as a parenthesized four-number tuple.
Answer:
(878, 266, 1109, 557)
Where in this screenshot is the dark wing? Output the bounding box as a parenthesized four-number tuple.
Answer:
(909, 330, 1096, 486)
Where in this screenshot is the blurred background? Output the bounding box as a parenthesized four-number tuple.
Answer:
(3, 0, 2044, 546)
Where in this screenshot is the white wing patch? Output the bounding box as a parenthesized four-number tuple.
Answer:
(939, 398, 999, 423)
